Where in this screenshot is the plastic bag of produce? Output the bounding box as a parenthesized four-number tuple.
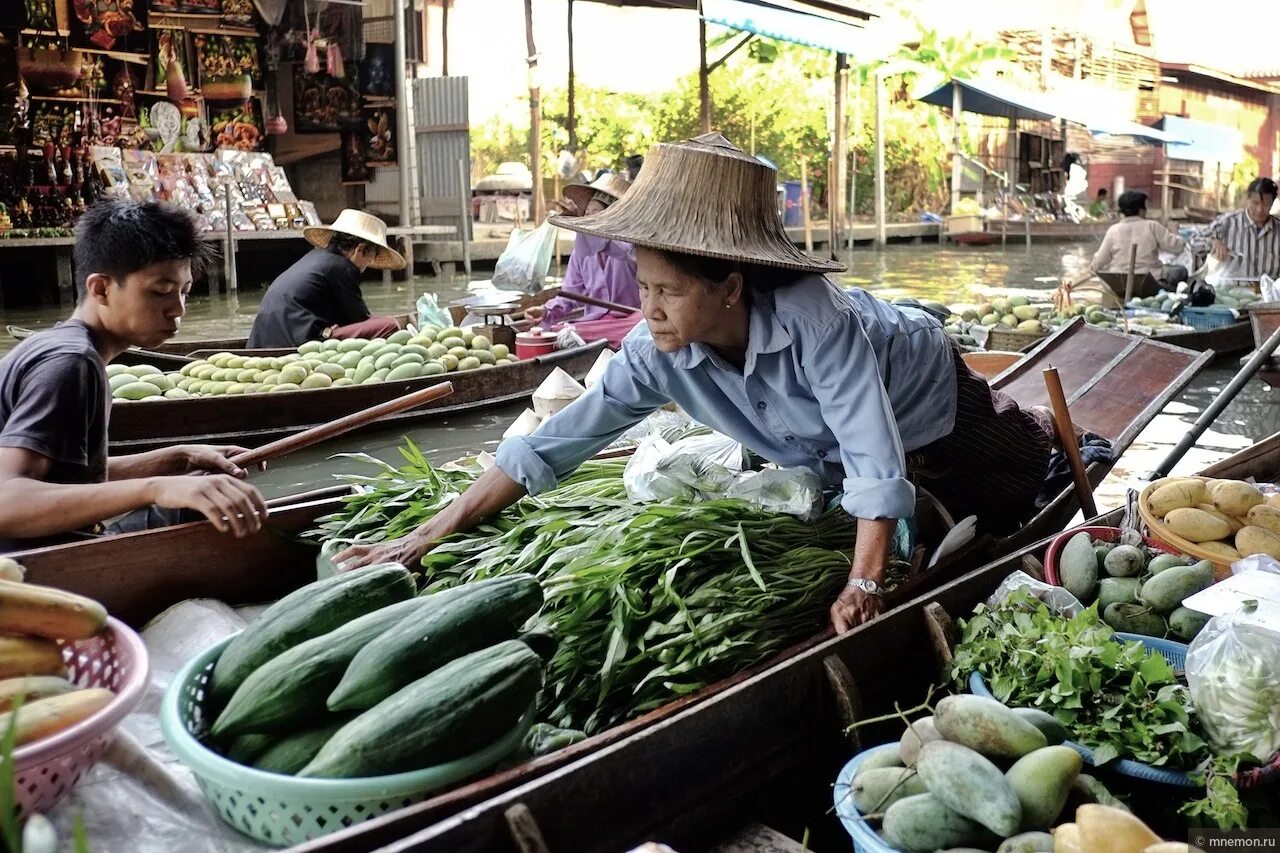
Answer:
(1186, 607, 1280, 763)
(1232, 554, 1280, 577)
(492, 220, 558, 294)
(555, 323, 587, 350)
(415, 292, 453, 329)
(624, 436, 697, 502)
(987, 570, 1084, 617)
(623, 433, 744, 502)
(725, 467, 823, 520)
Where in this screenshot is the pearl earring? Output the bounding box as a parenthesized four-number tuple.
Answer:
(724, 302, 732, 309)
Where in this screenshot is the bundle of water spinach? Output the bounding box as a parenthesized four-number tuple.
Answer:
(209, 570, 546, 779)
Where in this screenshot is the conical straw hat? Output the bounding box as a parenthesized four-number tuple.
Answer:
(549, 133, 845, 274)
(562, 172, 631, 214)
(303, 208, 406, 270)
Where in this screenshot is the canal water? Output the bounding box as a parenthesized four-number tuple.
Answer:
(2, 241, 1277, 513)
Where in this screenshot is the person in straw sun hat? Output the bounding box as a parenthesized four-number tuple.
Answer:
(248, 209, 408, 348)
(525, 172, 641, 328)
(336, 133, 1057, 633)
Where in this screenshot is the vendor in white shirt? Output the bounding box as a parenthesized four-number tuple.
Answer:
(1090, 191, 1188, 286)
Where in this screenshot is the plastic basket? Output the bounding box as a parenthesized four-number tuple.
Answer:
(1043, 525, 1181, 586)
(1180, 306, 1237, 331)
(161, 635, 534, 847)
(13, 617, 150, 817)
(969, 633, 1197, 788)
(833, 744, 901, 852)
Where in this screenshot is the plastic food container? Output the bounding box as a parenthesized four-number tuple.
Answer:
(161, 634, 533, 847)
(515, 330, 558, 360)
(14, 618, 151, 817)
(832, 743, 902, 852)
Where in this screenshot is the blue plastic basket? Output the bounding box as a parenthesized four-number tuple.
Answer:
(1180, 306, 1237, 331)
(833, 744, 903, 852)
(968, 632, 1196, 788)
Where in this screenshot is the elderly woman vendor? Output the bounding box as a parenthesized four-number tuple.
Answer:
(338, 133, 1056, 633)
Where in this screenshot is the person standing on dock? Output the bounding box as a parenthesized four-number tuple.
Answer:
(1189, 177, 1280, 279)
(247, 209, 408, 349)
(1089, 191, 1188, 286)
(524, 175, 641, 328)
(336, 133, 1059, 635)
(0, 200, 267, 553)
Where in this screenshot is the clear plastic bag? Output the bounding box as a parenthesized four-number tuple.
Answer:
(555, 324, 586, 350)
(416, 292, 453, 329)
(1204, 254, 1248, 288)
(492, 221, 558, 294)
(623, 436, 697, 502)
(1232, 554, 1280, 576)
(725, 468, 823, 521)
(987, 570, 1084, 617)
(1186, 608, 1280, 763)
(1262, 274, 1280, 303)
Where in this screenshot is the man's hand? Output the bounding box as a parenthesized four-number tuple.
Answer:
(830, 586, 885, 633)
(148, 474, 267, 538)
(334, 533, 433, 572)
(524, 306, 547, 323)
(1211, 238, 1232, 262)
(174, 444, 262, 478)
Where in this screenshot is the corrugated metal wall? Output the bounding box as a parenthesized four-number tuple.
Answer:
(413, 75, 471, 237)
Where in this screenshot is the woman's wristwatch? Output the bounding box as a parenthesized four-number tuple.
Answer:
(845, 577, 881, 596)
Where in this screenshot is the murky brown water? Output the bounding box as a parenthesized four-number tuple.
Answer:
(3, 241, 1276, 509)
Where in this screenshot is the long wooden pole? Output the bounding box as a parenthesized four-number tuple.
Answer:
(566, 0, 576, 150)
(831, 52, 847, 262)
(874, 70, 886, 247)
(800, 159, 813, 253)
(394, 0, 411, 230)
(524, 0, 543, 223)
(1123, 243, 1138, 306)
(951, 83, 963, 214)
(1042, 367, 1098, 519)
(557, 290, 635, 315)
(229, 382, 454, 469)
(698, 17, 711, 134)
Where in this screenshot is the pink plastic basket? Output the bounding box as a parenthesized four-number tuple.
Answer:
(10, 617, 150, 817)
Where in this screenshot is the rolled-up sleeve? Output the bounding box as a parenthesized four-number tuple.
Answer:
(495, 342, 669, 494)
(801, 316, 915, 520)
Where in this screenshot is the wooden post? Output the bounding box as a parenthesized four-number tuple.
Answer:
(458, 158, 472, 278)
(831, 52, 847, 261)
(552, 174, 561, 276)
(951, 82, 963, 214)
(1160, 145, 1170, 229)
(441, 0, 449, 75)
(524, 0, 544, 223)
(566, 0, 576, 150)
(1043, 367, 1099, 520)
(224, 184, 237, 292)
(698, 17, 711, 134)
(874, 70, 886, 247)
(800, 159, 813, 253)
(394, 0, 412, 231)
(849, 72, 860, 250)
(1123, 243, 1139, 306)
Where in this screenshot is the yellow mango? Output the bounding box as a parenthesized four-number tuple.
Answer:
(1053, 822, 1081, 853)
(1210, 480, 1265, 518)
(1236, 525, 1280, 560)
(1265, 493, 1280, 510)
(1147, 481, 1205, 517)
(1246, 504, 1280, 536)
(1195, 504, 1244, 533)
(1163, 508, 1231, 543)
(1197, 540, 1242, 562)
(1077, 804, 1160, 853)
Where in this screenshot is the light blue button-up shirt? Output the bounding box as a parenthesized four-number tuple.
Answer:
(496, 275, 958, 520)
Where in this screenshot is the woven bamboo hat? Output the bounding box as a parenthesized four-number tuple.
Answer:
(562, 172, 631, 214)
(303, 209, 406, 270)
(550, 133, 845, 274)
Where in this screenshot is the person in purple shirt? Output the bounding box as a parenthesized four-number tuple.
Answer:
(526, 174, 640, 326)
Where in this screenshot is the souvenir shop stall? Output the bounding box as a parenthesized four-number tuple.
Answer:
(0, 0, 418, 301)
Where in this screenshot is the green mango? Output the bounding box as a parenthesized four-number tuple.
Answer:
(1004, 745, 1081, 830)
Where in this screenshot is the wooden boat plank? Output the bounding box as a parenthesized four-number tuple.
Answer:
(1152, 320, 1253, 357)
(107, 340, 609, 453)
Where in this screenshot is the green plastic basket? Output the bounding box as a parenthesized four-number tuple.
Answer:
(161, 635, 533, 847)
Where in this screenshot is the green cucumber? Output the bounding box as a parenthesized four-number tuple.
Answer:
(328, 575, 543, 711)
(224, 732, 275, 765)
(300, 639, 543, 778)
(210, 564, 415, 703)
(253, 716, 352, 775)
(211, 596, 428, 738)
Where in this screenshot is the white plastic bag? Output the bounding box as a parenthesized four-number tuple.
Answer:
(416, 292, 453, 329)
(1186, 608, 1280, 763)
(492, 221, 558, 294)
(1233, 554, 1280, 577)
(556, 324, 587, 350)
(1204, 254, 1248, 288)
(725, 468, 823, 521)
(1262, 274, 1280, 303)
(987, 571, 1083, 617)
(623, 436, 697, 502)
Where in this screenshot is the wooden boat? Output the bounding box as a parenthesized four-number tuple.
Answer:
(4, 318, 1204, 850)
(1248, 301, 1280, 388)
(108, 339, 611, 455)
(362, 434, 1280, 853)
(1147, 319, 1254, 358)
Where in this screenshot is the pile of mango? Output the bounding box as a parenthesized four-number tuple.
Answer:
(109, 325, 517, 401)
(1146, 477, 1280, 563)
(947, 295, 1050, 336)
(1056, 532, 1211, 642)
(851, 693, 1179, 852)
(1048, 302, 1118, 329)
(1210, 285, 1260, 310)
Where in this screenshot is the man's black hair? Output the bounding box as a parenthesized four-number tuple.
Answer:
(328, 232, 378, 255)
(1118, 190, 1148, 217)
(1247, 177, 1278, 200)
(1097, 187, 1109, 199)
(73, 199, 213, 301)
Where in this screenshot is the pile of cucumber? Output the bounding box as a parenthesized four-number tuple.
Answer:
(203, 565, 547, 778)
(1056, 533, 1213, 642)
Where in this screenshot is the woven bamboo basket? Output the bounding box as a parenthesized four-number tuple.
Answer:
(986, 326, 1048, 353)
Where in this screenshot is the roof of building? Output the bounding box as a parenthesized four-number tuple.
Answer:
(1159, 63, 1280, 96)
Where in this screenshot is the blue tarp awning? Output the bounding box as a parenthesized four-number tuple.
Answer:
(1157, 115, 1242, 162)
(915, 77, 1192, 145)
(701, 0, 871, 55)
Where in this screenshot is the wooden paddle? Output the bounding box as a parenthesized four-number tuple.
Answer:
(555, 291, 638, 316)
(1043, 367, 1098, 520)
(227, 381, 454, 470)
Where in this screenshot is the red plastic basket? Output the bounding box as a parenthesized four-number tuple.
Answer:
(1043, 525, 1179, 586)
(11, 617, 150, 817)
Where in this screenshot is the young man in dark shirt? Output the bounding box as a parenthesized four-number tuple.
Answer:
(247, 209, 407, 348)
(0, 200, 267, 552)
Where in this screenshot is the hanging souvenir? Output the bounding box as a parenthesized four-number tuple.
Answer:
(339, 121, 370, 184)
(293, 72, 359, 133)
(209, 97, 263, 151)
(221, 0, 254, 29)
(362, 106, 396, 167)
(152, 29, 189, 101)
(360, 44, 394, 98)
(70, 0, 147, 54)
(194, 33, 262, 100)
(177, 0, 221, 16)
(23, 0, 57, 32)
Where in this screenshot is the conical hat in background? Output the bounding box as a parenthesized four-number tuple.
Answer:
(550, 132, 845, 274)
(303, 208, 406, 270)
(562, 172, 631, 214)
